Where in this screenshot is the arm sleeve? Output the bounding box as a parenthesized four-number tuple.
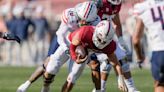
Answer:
(56, 22, 70, 50)
(132, 2, 147, 18)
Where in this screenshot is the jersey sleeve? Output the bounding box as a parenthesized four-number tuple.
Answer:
(56, 22, 69, 50)
(132, 1, 148, 17)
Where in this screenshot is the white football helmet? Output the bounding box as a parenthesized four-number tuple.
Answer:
(107, 0, 122, 5)
(61, 8, 79, 30)
(75, 1, 98, 22)
(92, 20, 115, 49)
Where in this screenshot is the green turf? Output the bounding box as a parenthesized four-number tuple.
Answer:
(0, 66, 153, 92)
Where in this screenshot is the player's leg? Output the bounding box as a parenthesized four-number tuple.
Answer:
(92, 53, 112, 92)
(151, 51, 164, 92)
(115, 44, 139, 92)
(88, 59, 101, 92)
(17, 57, 49, 92)
(90, 53, 104, 92)
(42, 46, 70, 92)
(99, 61, 112, 92)
(120, 59, 140, 92)
(17, 36, 59, 92)
(61, 60, 87, 92)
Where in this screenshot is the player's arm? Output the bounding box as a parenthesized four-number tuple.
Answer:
(112, 13, 123, 37)
(107, 52, 128, 92)
(132, 17, 145, 64)
(107, 52, 122, 75)
(70, 33, 87, 64)
(112, 13, 129, 53)
(56, 23, 70, 50)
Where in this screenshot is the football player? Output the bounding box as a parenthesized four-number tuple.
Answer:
(62, 20, 127, 92)
(90, 0, 140, 92)
(132, 0, 164, 92)
(17, 1, 102, 92)
(43, 2, 103, 92)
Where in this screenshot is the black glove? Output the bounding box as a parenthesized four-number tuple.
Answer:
(137, 60, 143, 69)
(3, 32, 21, 43)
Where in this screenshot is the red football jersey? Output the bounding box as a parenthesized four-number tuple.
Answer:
(68, 26, 116, 60)
(98, 0, 121, 20)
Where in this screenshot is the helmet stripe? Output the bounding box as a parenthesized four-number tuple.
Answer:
(86, 4, 93, 20)
(84, 2, 91, 19)
(106, 22, 110, 36)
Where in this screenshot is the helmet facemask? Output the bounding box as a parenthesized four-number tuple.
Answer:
(107, 0, 122, 5)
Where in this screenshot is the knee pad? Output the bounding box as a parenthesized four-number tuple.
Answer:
(100, 61, 112, 74)
(90, 53, 97, 61)
(67, 72, 77, 84)
(46, 62, 61, 75)
(96, 53, 108, 63)
(120, 60, 130, 73)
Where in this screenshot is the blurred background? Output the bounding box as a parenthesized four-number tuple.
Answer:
(0, 0, 150, 68)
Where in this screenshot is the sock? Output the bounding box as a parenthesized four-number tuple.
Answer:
(124, 77, 137, 90)
(41, 86, 50, 92)
(24, 80, 31, 87)
(95, 90, 101, 92)
(17, 80, 31, 91)
(101, 79, 106, 91)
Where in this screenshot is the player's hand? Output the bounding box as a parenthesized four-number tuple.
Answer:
(65, 49, 70, 55)
(118, 75, 128, 92)
(3, 32, 21, 43)
(75, 54, 88, 64)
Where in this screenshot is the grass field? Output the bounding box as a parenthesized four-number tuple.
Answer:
(0, 66, 154, 92)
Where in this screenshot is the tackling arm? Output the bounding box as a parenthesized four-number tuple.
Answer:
(56, 23, 70, 50)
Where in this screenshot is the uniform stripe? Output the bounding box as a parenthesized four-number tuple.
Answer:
(62, 15, 67, 24)
(62, 10, 68, 23)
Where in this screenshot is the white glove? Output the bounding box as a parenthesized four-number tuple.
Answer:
(118, 75, 128, 92)
(118, 37, 129, 54)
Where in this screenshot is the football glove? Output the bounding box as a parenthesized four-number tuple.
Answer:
(3, 32, 21, 43)
(137, 60, 143, 69)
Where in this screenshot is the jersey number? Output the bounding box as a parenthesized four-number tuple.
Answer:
(151, 6, 164, 30)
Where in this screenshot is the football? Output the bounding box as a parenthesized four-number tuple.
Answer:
(75, 45, 88, 59)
